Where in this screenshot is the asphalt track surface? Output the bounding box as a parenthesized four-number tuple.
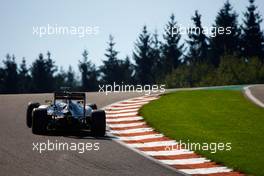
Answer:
(249, 84, 264, 104)
(0, 92, 183, 176)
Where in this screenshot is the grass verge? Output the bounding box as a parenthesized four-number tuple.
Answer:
(140, 90, 264, 175)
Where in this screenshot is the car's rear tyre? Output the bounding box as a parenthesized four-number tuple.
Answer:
(26, 102, 40, 128)
(91, 110, 106, 137)
(32, 108, 48, 135)
(88, 103, 97, 110)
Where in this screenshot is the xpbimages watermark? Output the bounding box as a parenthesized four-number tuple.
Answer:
(32, 24, 99, 38)
(32, 140, 100, 154)
(165, 140, 232, 154)
(165, 24, 232, 38)
(98, 82, 166, 95)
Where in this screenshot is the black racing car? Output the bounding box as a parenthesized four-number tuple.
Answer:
(26, 91, 106, 136)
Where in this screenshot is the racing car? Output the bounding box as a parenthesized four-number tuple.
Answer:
(26, 91, 106, 136)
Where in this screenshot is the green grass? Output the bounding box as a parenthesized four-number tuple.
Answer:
(140, 90, 264, 176)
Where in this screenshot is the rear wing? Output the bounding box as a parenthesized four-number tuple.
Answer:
(54, 92, 86, 101)
(54, 92, 86, 117)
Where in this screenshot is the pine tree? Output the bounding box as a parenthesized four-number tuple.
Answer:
(18, 58, 31, 93)
(54, 67, 66, 90)
(210, 0, 240, 66)
(162, 14, 184, 73)
(31, 53, 45, 92)
(31, 52, 57, 92)
(79, 50, 99, 91)
(119, 56, 135, 84)
(45, 52, 57, 91)
(186, 10, 209, 64)
(2, 54, 19, 93)
(101, 35, 135, 85)
(100, 35, 120, 84)
(66, 66, 77, 89)
(0, 66, 4, 93)
(241, 0, 264, 60)
(133, 26, 155, 84)
(151, 30, 164, 82)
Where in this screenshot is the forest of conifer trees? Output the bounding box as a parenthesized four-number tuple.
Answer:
(0, 0, 263, 93)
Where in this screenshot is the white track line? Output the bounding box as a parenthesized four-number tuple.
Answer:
(179, 167, 233, 174)
(106, 105, 142, 110)
(127, 140, 178, 148)
(118, 134, 164, 141)
(110, 128, 154, 134)
(244, 85, 264, 108)
(106, 116, 143, 122)
(159, 158, 210, 165)
(123, 98, 158, 103)
(135, 96, 159, 99)
(112, 101, 149, 107)
(144, 150, 193, 156)
(106, 112, 138, 117)
(105, 108, 139, 113)
(107, 122, 146, 128)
